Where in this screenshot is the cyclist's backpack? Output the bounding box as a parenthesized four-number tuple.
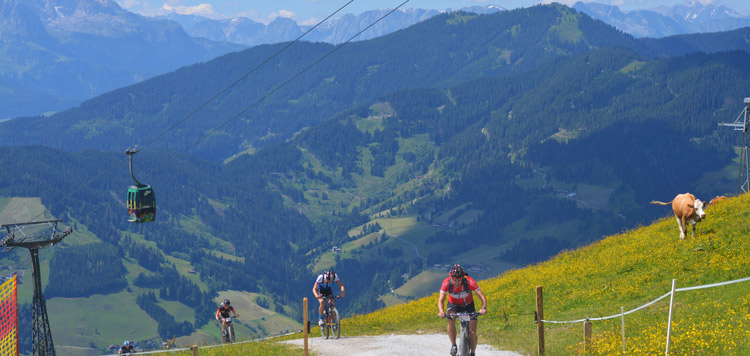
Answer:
(448, 274, 470, 293)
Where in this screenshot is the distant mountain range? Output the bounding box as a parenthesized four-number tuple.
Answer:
(0, 0, 244, 119)
(573, 0, 750, 38)
(3, 0, 750, 120)
(157, 5, 507, 46)
(159, 1, 750, 46)
(0, 0, 505, 119)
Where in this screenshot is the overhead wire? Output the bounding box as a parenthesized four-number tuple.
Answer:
(20, 0, 356, 226)
(140, 0, 412, 182)
(25, 0, 411, 227)
(135, 0, 356, 153)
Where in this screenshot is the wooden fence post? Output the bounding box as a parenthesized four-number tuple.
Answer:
(583, 320, 592, 352)
(536, 285, 545, 356)
(191, 345, 198, 356)
(303, 297, 309, 356)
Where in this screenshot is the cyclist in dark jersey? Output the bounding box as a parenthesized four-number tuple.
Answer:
(437, 264, 487, 356)
(118, 340, 135, 355)
(312, 269, 345, 326)
(215, 299, 239, 335)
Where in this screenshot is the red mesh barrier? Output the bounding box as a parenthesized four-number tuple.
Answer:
(0, 274, 17, 356)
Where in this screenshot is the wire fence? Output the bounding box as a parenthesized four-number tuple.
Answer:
(541, 274, 750, 324)
(92, 330, 302, 356)
(538, 274, 750, 354)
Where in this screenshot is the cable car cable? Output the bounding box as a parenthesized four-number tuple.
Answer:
(139, 0, 411, 183)
(29, 0, 410, 227)
(135, 0, 356, 154)
(20, 0, 356, 225)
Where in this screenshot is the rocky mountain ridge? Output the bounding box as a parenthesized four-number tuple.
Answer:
(573, 0, 750, 38)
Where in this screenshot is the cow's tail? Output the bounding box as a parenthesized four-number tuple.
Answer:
(650, 200, 673, 206)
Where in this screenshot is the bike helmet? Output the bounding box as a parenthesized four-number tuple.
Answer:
(326, 269, 336, 281)
(449, 264, 464, 278)
(124, 340, 130, 346)
(223, 299, 230, 306)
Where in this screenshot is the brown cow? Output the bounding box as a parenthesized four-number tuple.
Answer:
(650, 193, 706, 240)
(708, 195, 728, 207)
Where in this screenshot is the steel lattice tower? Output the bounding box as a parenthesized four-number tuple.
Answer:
(0, 220, 72, 356)
(719, 98, 750, 194)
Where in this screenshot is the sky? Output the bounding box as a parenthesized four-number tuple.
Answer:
(114, 0, 750, 25)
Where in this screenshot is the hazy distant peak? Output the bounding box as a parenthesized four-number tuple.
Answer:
(572, 2, 624, 17)
(6, 0, 152, 37)
(574, 0, 750, 38)
(455, 4, 507, 15)
(669, 1, 742, 22)
(40, 0, 124, 19)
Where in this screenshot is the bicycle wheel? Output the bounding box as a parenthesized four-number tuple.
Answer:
(325, 313, 331, 339)
(458, 322, 470, 356)
(331, 308, 341, 339)
(221, 327, 229, 343)
(229, 324, 235, 342)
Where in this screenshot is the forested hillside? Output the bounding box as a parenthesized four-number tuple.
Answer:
(0, 3, 747, 353)
(0, 146, 362, 350)
(276, 46, 740, 291)
(0, 4, 640, 161)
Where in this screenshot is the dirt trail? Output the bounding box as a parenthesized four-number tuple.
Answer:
(285, 333, 524, 355)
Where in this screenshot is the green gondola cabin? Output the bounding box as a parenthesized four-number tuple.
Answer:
(127, 184, 155, 223)
(126, 147, 156, 223)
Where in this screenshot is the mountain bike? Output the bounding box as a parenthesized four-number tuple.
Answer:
(220, 316, 238, 343)
(320, 295, 341, 339)
(445, 312, 481, 356)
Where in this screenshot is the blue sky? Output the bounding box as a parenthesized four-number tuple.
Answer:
(114, 0, 750, 24)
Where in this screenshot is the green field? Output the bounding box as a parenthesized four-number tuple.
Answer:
(0, 197, 50, 222)
(49, 291, 159, 348)
(394, 269, 444, 298)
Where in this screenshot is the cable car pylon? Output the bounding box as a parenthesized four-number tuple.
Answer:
(719, 98, 750, 194)
(0, 220, 72, 356)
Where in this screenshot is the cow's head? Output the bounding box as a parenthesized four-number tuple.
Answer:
(693, 199, 706, 220)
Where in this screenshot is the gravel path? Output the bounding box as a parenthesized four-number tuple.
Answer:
(284, 334, 524, 356)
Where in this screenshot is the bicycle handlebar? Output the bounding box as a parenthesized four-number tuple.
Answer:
(442, 311, 482, 319)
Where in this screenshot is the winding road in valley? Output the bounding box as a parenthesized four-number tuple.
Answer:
(390, 234, 427, 261)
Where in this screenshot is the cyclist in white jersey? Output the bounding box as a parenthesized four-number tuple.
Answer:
(312, 269, 345, 325)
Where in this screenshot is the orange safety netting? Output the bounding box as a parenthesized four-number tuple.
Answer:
(0, 274, 17, 356)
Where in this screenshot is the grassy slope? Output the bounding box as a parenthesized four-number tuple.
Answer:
(336, 193, 750, 356)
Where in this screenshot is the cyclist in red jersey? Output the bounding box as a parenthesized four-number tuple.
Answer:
(437, 264, 487, 356)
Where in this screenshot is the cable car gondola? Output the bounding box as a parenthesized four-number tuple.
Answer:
(126, 148, 155, 223)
